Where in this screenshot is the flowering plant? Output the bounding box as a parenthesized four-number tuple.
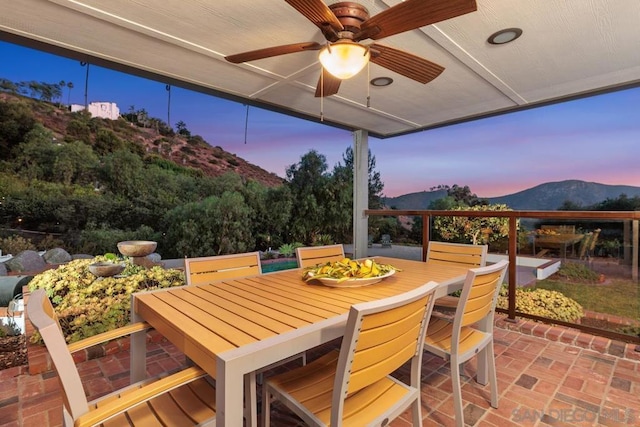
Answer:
(28, 257, 185, 343)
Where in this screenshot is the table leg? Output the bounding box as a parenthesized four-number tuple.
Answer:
(217, 356, 246, 427)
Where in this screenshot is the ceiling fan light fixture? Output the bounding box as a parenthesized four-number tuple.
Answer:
(319, 41, 370, 80)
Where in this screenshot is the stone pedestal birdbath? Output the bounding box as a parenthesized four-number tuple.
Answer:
(88, 261, 125, 277)
(117, 240, 160, 267)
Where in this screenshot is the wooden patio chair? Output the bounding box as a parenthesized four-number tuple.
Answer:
(184, 251, 305, 426)
(262, 281, 439, 426)
(423, 260, 508, 427)
(578, 232, 594, 260)
(27, 288, 216, 427)
(427, 241, 488, 311)
(587, 228, 601, 259)
(184, 251, 262, 285)
(296, 244, 345, 268)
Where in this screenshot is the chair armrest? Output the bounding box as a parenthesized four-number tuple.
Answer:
(74, 365, 208, 427)
(67, 322, 151, 353)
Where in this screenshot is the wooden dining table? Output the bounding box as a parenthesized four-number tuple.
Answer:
(533, 233, 584, 258)
(130, 256, 472, 426)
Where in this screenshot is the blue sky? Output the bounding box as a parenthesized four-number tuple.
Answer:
(2, 41, 639, 198)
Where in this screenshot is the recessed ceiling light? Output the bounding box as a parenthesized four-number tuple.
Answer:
(487, 28, 523, 45)
(370, 77, 393, 87)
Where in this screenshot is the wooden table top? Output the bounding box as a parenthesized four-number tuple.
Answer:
(133, 256, 469, 377)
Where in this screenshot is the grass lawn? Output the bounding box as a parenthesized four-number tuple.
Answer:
(533, 278, 639, 321)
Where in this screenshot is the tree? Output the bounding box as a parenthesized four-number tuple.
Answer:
(340, 146, 384, 209)
(433, 204, 513, 245)
(175, 120, 191, 137)
(161, 192, 253, 257)
(431, 184, 486, 206)
(0, 78, 19, 94)
(52, 141, 99, 185)
(285, 150, 332, 244)
(66, 81, 74, 105)
(0, 99, 36, 158)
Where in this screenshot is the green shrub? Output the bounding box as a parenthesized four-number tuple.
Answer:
(277, 242, 303, 258)
(28, 257, 185, 343)
(0, 235, 36, 254)
(497, 286, 584, 322)
(555, 262, 599, 282)
(313, 234, 334, 246)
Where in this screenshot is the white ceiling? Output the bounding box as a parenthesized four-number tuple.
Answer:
(1, 0, 639, 138)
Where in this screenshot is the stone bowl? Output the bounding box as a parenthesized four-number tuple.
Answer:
(117, 240, 157, 257)
(88, 262, 125, 277)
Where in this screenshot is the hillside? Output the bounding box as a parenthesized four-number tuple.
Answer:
(0, 92, 284, 187)
(384, 180, 640, 210)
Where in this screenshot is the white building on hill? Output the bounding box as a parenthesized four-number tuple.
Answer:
(70, 102, 120, 120)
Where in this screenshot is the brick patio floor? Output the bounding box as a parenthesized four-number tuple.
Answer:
(1, 316, 639, 427)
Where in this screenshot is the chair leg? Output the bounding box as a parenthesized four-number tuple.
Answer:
(451, 357, 465, 427)
(262, 384, 272, 427)
(486, 343, 499, 408)
(411, 394, 421, 426)
(244, 372, 257, 427)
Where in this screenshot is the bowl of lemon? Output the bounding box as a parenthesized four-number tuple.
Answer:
(302, 258, 399, 288)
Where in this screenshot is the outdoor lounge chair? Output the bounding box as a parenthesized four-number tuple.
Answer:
(27, 288, 216, 427)
(423, 260, 508, 427)
(380, 234, 392, 248)
(263, 281, 439, 426)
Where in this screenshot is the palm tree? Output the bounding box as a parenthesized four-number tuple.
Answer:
(166, 84, 171, 129)
(66, 81, 74, 105)
(80, 61, 90, 109)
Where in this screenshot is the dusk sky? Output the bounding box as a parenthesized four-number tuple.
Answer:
(2, 41, 639, 198)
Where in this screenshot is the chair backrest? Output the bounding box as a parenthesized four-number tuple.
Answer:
(452, 260, 508, 349)
(27, 289, 90, 422)
(578, 232, 594, 259)
(295, 244, 345, 268)
(184, 252, 262, 285)
(589, 228, 601, 251)
(331, 281, 439, 425)
(426, 241, 488, 268)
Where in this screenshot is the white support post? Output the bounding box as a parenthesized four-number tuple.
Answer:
(352, 129, 369, 259)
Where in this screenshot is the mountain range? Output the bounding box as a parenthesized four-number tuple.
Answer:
(384, 180, 640, 211)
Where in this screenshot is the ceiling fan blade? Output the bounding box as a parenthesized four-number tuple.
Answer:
(225, 42, 322, 63)
(315, 68, 342, 97)
(356, 0, 476, 41)
(369, 44, 444, 84)
(285, 0, 344, 40)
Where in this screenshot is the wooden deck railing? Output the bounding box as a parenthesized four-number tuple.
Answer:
(365, 209, 640, 344)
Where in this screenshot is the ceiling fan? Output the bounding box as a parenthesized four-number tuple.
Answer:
(225, 0, 477, 97)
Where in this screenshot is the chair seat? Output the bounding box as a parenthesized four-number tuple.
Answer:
(267, 351, 417, 426)
(89, 375, 216, 426)
(433, 295, 459, 309)
(425, 317, 491, 360)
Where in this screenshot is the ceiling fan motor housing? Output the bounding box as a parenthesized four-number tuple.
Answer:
(329, 2, 370, 33)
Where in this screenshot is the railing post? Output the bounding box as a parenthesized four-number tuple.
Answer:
(633, 219, 638, 281)
(507, 216, 518, 321)
(421, 214, 430, 261)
